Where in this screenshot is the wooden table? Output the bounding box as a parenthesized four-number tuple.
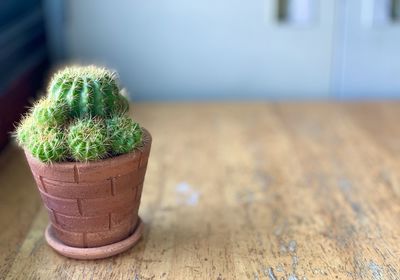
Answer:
(1, 103, 399, 279)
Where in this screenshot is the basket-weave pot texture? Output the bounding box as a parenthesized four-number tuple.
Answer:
(25, 129, 152, 248)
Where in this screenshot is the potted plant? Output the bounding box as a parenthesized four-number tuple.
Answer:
(14, 65, 152, 259)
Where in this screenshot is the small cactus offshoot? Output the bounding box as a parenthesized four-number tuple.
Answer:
(31, 97, 67, 125)
(67, 118, 109, 162)
(14, 65, 143, 163)
(107, 116, 142, 154)
(29, 126, 67, 163)
(16, 115, 67, 162)
(18, 117, 68, 163)
(48, 66, 129, 118)
(15, 114, 37, 146)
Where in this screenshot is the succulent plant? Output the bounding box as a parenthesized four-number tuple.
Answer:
(18, 117, 68, 163)
(107, 116, 142, 154)
(29, 126, 67, 163)
(31, 97, 67, 125)
(48, 66, 129, 118)
(15, 114, 37, 146)
(67, 118, 109, 161)
(15, 65, 143, 163)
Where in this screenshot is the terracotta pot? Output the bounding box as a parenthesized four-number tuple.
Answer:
(25, 129, 152, 248)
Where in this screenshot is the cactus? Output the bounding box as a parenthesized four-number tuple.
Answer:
(15, 114, 37, 146)
(48, 66, 129, 118)
(107, 116, 142, 154)
(15, 64, 143, 163)
(29, 126, 67, 163)
(31, 97, 67, 125)
(67, 118, 109, 161)
(16, 114, 67, 162)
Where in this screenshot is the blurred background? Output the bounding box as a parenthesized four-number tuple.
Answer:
(1, 0, 400, 149)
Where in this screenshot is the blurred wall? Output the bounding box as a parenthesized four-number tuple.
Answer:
(334, 0, 400, 99)
(0, 0, 49, 150)
(45, 0, 400, 100)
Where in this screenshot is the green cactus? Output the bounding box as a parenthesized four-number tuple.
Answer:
(48, 65, 129, 118)
(31, 97, 67, 125)
(29, 126, 67, 163)
(107, 116, 142, 154)
(15, 114, 37, 146)
(16, 116, 68, 163)
(14, 65, 144, 163)
(67, 118, 109, 161)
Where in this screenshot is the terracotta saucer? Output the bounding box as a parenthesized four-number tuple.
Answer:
(45, 218, 144, 260)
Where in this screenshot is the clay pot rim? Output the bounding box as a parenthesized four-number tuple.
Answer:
(24, 127, 151, 168)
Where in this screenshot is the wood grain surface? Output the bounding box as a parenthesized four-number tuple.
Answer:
(0, 103, 399, 280)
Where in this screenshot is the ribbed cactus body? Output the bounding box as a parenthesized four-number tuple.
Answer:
(15, 65, 144, 163)
(31, 97, 67, 125)
(107, 116, 142, 154)
(16, 115, 67, 162)
(67, 118, 109, 162)
(29, 126, 67, 162)
(48, 66, 129, 118)
(16, 115, 37, 146)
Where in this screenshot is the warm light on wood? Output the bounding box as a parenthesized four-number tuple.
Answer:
(0, 102, 399, 278)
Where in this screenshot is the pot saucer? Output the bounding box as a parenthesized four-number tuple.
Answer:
(45, 218, 144, 260)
